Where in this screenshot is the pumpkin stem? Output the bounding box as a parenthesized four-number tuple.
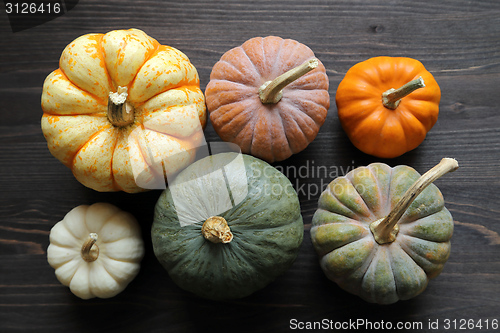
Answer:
(202, 216, 233, 244)
(382, 76, 425, 110)
(81, 233, 99, 262)
(370, 158, 459, 245)
(108, 86, 135, 127)
(259, 58, 319, 104)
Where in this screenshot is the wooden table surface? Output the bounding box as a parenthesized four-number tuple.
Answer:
(1, 1, 499, 332)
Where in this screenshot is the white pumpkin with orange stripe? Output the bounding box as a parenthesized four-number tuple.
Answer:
(41, 29, 206, 192)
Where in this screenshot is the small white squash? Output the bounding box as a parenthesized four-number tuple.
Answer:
(47, 203, 145, 299)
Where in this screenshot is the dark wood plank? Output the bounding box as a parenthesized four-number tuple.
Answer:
(1, 0, 500, 332)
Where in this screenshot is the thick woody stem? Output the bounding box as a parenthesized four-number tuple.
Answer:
(382, 76, 425, 110)
(108, 86, 135, 127)
(259, 58, 319, 104)
(81, 233, 99, 262)
(202, 216, 233, 244)
(370, 158, 459, 245)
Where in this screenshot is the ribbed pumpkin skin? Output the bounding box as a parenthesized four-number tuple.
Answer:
(152, 153, 303, 300)
(41, 28, 206, 192)
(336, 57, 440, 158)
(205, 36, 330, 163)
(47, 203, 145, 299)
(311, 163, 454, 304)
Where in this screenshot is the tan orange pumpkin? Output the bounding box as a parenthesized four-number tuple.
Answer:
(205, 36, 330, 163)
(41, 28, 206, 192)
(336, 56, 441, 158)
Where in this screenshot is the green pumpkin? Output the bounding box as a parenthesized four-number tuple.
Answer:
(152, 152, 303, 300)
(311, 158, 458, 304)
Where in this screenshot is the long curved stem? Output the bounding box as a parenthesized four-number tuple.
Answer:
(370, 158, 459, 245)
(259, 58, 319, 104)
(382, 76, 425, 110)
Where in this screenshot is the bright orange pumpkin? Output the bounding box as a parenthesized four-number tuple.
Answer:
(336, 57, 441, 158)
(205, 36, 330, 163)
(41, 29, 206, 192)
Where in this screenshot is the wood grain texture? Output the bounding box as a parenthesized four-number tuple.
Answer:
(1, 0, 499, 332)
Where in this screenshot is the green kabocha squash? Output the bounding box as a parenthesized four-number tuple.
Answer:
(152, 152, 303, 300)
(311, 158, 458, 304)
